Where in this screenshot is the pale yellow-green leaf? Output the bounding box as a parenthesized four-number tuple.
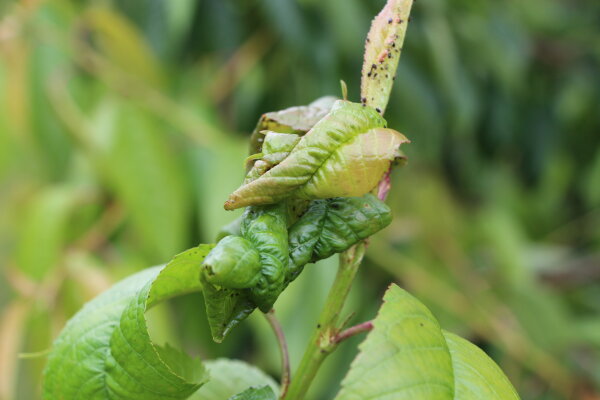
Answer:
(225, 101, 407, 210)
(335, 284, 520, 400)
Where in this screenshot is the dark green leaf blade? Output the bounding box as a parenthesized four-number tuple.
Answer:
(200, 274, 256, 343)
(288, 194, 392, 271)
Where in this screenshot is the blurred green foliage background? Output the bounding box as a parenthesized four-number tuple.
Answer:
(0, 0, 599, 399)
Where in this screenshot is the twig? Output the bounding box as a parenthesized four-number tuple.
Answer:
(284, 2, 413, 397)
(333, 320, 373, 344)
(264, 309, 291, 398)
(284, 243, 366, 400)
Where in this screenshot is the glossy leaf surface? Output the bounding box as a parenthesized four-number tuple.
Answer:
(288, 194, 392, 274)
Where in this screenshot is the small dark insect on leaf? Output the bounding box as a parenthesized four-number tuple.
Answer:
(387, 18, 392, 24)
(375, 107, 382, 114)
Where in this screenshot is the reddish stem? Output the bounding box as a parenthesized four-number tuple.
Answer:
(333, 320, 373, 344)
(264, 309, 291, 398)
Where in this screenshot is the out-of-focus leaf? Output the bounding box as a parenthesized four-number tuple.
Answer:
(0, 301, 30, 400)
(583, 148, 600, 207)
(190, 359, 278, 400)
(335, 284, 520, 400)
(16, 186, 79, 281)
(85, 7, 164, 87)
(101, 101, 190, 262)
(43, 246, 212, 400)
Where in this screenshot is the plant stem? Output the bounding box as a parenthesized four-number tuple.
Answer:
(264, 309, 291, 398)
(284, 243, 366, 400)
(285, 2, 413, 397)
(333, 320, 373, 344)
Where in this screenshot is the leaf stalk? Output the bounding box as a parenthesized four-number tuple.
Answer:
(265, 309, 291, 398)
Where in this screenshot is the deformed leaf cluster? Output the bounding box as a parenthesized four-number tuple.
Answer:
(201, 99, 404, 342)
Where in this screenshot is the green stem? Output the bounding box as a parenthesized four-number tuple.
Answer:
(284, 243, 366, 400)
(284, 2, 413, 397)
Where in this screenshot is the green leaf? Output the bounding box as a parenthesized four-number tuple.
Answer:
(191, 359, 278, 400)
(361, 0, 414, 114)
(203, 236, 262, 289)
(248, 96, 337, 156)
(200, 274, 255, 344)
(240, 204, 289, 312)
(335, 284, 520, 400)
(16, 186, 78, 281)
(226, 101, 408, 210)
(43, 246, 213, 400)
(102, 102, 191, 262)
(288, 194, 392, 276)
(228, 386, 276, 400)
(85, 7, 164, 87)
(200, 203, 290, 341)
(246, 129, 302, 184)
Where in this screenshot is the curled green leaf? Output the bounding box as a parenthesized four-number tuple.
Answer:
(203, 195, 394, 342)
(201, 204, 290, 340)
(248, 96, 337, 158)
(203, 236, 261, 289)
(200, 274, 255, 344)
(43, 246, 213, 400)
(226, 101, 408, 210)
(240, 204, 289, 312)
(288, 194, 392, 277)
(245, 132, 301, 184)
